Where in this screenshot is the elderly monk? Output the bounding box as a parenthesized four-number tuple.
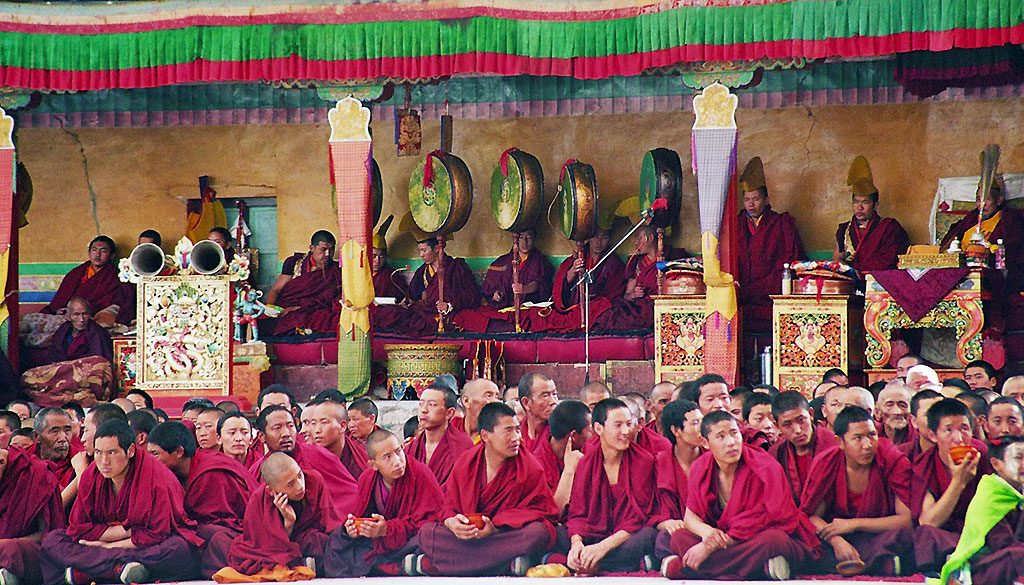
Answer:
(218, 413, 257, 468)
(800, 406, 913, 576)
(483, 229, 554, 310)
(685, 374, 732, 415)
(517, 373, 558, 453)
(370, 216, 408, 302)
(565, 398, 658, 573)
(405, 385, 473, 488)
(30, 407, 82, 506)
(0, 410, 19, 448)
(41, 236, 135, 327)
(40, 420, 202, 585)
(822, 385, 875, 430)
(876, 381, 916, 447)
(249, 406, 358, 519)
(453, 379, 500, 443)
(580, 382, 611, 412)
(900, 389, 943, 461)
(1002, 375, 1024, 402)
(312, 401, 368, 480)
(651, 400, 704, 560)
(221, 453, 340, 580)
(646, 382, 675, 433)
(833, 156, 909, 275)
(533, 400, 592, 511)
(622, 393, 672, 455)
(662, 411, 819, 580)
(769, 392, 839, 503)
(0, 446, 65, 585)
(265, 230, 341, 336)
(347, 398, 380, 443)
(194, 407, 223, 451)
(415, 403, 559, 576)
(987, 396, 1024, 439)
(375, 234, 481, 337)
(736, 157, 806, 334)
(324, 430, 442, 577)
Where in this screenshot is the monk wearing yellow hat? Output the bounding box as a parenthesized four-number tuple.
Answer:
(832, 156, 909, 275)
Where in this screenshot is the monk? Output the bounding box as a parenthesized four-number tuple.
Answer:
(518, 373, 558, 454)
(876, 381, 917, 447)
(622, 393, 672, 454)
(323, 430, 442, 577)
(662, 411, 819, 580)
(40, 420, 202, 585)
(645, 382, 675, 433)
(206, 227, 236, 264)
(194, 407, 223, 451)
(415, 403, 559, 576)
(911, 398, 990, 572)
(179, 398, 214, 425)
(347, 398, 380, 443)
(685, 374, 732, 415)
(218, 413, 257, 468)
(123, 391, 152, 411)
(533, 400, 592, 511)
(222, 453, 340, 579)
(126, 411, 157, 447)
(565, 398, 658, 573)
(900, 389, 943, 461)
(452, 379, 500, 443)
(736, 157, 806, 333)
(249, 406, 358, 519)
(40, 236, 135, 326)
(0, 410, 19, 448)
(405, 385, 473, 487)
(5, 401, 31, 422)
(800, 406, 913, 576)
(741, 392, 779, 450)
(30, 407, 81, 506)
(370, 217, 407, 302)
(552, 220, 626, 312)
(256, 384, 296, 416)
(483, 229, 554, 310)
(822, 385, 875, 430)
(580, 382, 611, 411)
(833, 156, 909, 275)
(311, 401, 368, 480)
(374, 235, 481, 337)
(46, 298, 113, 364)
(265, 230, 342, 336)
(956, 392, 990, 441)
(768, 391, 838, 503)
(987, 396, 1024, 439)
(9, 431, 33, 451)
(651, 400, 703, 560)
(0, 446, 65, 585)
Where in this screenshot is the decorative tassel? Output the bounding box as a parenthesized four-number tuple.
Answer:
(500, 147, 518, 177)
(559, 159, 577, 184)
(423, 149, 443, 189)
(727, 321, 733, 342)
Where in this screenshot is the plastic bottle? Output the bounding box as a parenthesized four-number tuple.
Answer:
(781, 263, 793, 295)
(996, 239, 1006, 270)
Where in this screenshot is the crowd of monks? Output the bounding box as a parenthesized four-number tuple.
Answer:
(4, 360, 1024, 584)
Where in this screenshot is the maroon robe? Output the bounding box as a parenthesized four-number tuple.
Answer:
(372, 265, 407, 302)
(185, 448, 257, 534)
(374, 254, 481, 337)
(593, 248, 686, 332)
(875, 419, 919, 449)
(652, 449, 689, 526)
(418, 444, 559, 575)
(941, 206, 1024, 304)
(835, 215, 909, 274)
(531, 438, 564, 492)
(768, 426, 839, 502)
(896, 437, 930, 462)
(964, 493, 1024, 584)
(270, 253, 343, 336)
(31, 438, 84, 490)
(335, 436, 369, 481)
(568, 443, 658, 541)
(249, 441, 358, 519)
(635, 425, 672, 455)
(404, 423, 473, 488)
(49, 320, 113, 363)
(0, 448, 65, 583)
(737, 208, 806, 333)
(482, 249, 554, 309)
(227, 469, 340, 574)
(43, 262, 136, 324)
(520, 418, 551, 455)
(552, 248, 627, 312)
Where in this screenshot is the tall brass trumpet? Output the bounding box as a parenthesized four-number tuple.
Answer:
(189, 239, 227, 275)
(129, 243, 174, 277)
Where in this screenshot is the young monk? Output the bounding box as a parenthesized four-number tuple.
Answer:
(194, 407, 223, 451)
(769, 391, 839, 502)
(651, 400, 703, 560)
(800, 406, 913, 576)
(741, 392, 778, 450)
(876, 381, 916, 447)
(405, 384, 473, 487)
(40, 420, 202, 585)
(986, 396, 1024, 439)
(532, 400, 591, 511)
(217, 412, 257, 468)
(323, 430, 443, 577)
(565, 398, 658, 573)
(219, 453, 340, 580)
(518, 373, 558, 452)
(415, 403, 559, 576)
(64, 404, 129, 504)
(0, 446, 65, 585)
(125, 410, 157, 447)
(661, 411, 819, 580)
(312, 401, 368, 480)
(901, 389, 943, 461)
(0, 410, 19, 448)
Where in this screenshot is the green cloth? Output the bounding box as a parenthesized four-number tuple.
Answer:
(930, 473, 1024, 585)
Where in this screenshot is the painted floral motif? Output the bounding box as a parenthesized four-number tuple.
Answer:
(778, 313, 842, 368)
(659, 311, 706, 367)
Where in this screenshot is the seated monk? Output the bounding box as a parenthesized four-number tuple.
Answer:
(370, 216, 407, 302)
(564, 398, 658, 573)
(684, 373, 733, 416)
(248, 406, 358, 519)
(645, 382, 675, 434)
(832, 156, 909, 276)
(768, 392, 838, 503)
(375, 234, 481, 337)
(910, 398, 990, 572)
(0, 445, 65, 585)
(580, 381, 611, 411)
(22, 298, 114, 408)
(219, 453, 339, 581)
(217, 412, 258, 469)
(621, 392, 671, 454)
(800, 406, 913, 576)
(40, 420, 202, 585)
(736, 157, 807, 333)
(324, 430, 443, 577)
(264, 230, 341, 336)
(533, 400, 592, 511)
(876, 381, 916, 447)
(518, 373, 558, 453)
(311, 401, 368, 480)
(38, 236, 135, 328)
(404, 385, 473, 487)
(29, 407, 82, 507)
(740, 392, 779, 450)
(552, 218, 626, 313)
(347, 398, 381, 444)
(651, 400, 704, 561)
(900, 389, 943, 461)
(65, 404, 130, 505)
(206, 227, 236, 265)
(194, 407, 223, 451)
(662, 411, 819, 580)
(126, 411, 157, 448)
(0, 410, 19, 448)
(482, 229, 554, 310)
(9, 430, 33, 451)
(454, 379, 500, 444)
(415, 403, 560, 576)
(987, 396, 1024, 439)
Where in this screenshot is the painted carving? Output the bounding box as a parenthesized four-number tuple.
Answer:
(328, 96, 371, 142)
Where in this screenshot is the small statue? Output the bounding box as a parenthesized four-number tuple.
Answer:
(234, 286, 268, 343)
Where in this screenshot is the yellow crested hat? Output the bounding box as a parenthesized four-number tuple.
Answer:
(847, 156, 877, 197)
(597, 202, 622, 232)
(372, 214, 394, 250)
(738, 157, 766, 193)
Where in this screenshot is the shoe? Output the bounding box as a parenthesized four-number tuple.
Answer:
(764, 556, 791, 580)
(64, 568, 92, 585)
(660, 555, 684, 580)
(0, 568, 19, 585)
(117, 562, 149, 584)
(402, 554, 420, 576)
(416, 555, 436, 576)
(640, 554, 657, 573)
(303, 557, 316, 576)
(510, 556, 531, 577)
(877, 555, 903, 577)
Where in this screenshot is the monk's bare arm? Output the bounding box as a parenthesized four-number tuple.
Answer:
(264, 275, 292, 305)
(682, 508, 716, 540)
(97, 525, 131, 542)
(808, 502, 830, 532)
(842, 499, 913, 533)
(920, 457, 978, 528)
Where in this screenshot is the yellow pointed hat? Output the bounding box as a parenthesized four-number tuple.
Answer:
(847, 156, 877, 197)
(372, 214, 394, 250)
(597, 202, 621, 232)
(738, 157, 766, 193)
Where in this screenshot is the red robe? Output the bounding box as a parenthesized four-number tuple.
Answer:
(0, 448, 66, 582)
(737, 208, 806, 333)
(875, 419, 919, 449)
(941, 207, 1024, 304)
(372, 264, 408, 302)
(834, 215, 909, 274)
(31, 439, 84, 490)
(520, 418, 551, 455)
(249, 441, 358, 519)
(404, 423, 474, 488)
(43, 262, 136, 324)
(374, 254, 481, 337)
(635, 425, 672, 455)
(552, 248, 627, 312)
(351, 458, 443, 563)
(482, 249, 555, 309)
(185, 448, 257, 534)
(567, 443, 658, 541)
(531, 438, 564, 492)
(800, 441, 911, 521)
(335, 437, 369, 481)
(910, 438, 990, 527)
(651, 449, 690, 525)
(228, 469, 340, 574)
(593, 248, 686, 332)
(768, 426, 839, 502)
(270, 253, 342, 335)
(49, 320, 113, 363)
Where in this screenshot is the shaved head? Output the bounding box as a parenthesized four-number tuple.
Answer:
(366, 428, 399, 459)
(315, 400, 348, 422)
(580, 382, 612, 411)
(261, 452, 300, 487)
(111, 398, 137, 413)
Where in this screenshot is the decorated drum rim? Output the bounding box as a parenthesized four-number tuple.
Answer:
(639, 148, 682, 229)
(560, 162, 598, 241)
(491, 150, 544, 233)
(371, 158, 383, 227)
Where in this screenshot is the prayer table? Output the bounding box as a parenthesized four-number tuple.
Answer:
(654, 295, 707, 384)
(771, 295, 863, 397)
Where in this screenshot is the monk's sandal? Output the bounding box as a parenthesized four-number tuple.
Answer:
(764, 556, 791, 580)
(0, 568, 18, 585)
(117, 562, 149, 584)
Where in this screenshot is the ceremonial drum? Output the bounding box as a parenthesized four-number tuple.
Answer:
(371, 158, 383, 226)
(491, 149, 544, 232)
(639, 148, 683, 229)
(662, 269, 707, 295)
(408, 152, 473, 235)
(552, 161, 598, 241)
(793, 269, 856, 296)
(385, 343, 462, 400)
